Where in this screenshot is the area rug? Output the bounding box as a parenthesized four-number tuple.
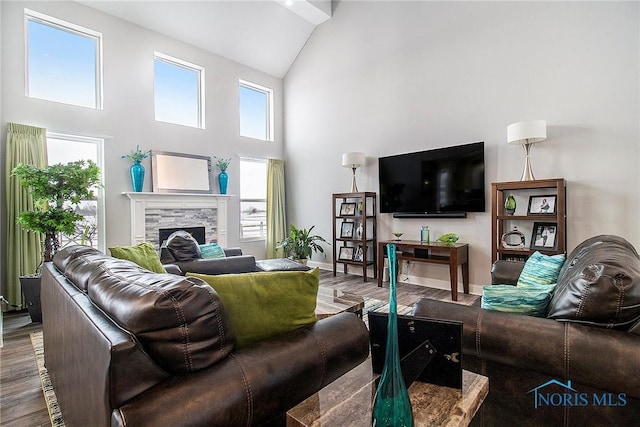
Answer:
(30, 331, 66, 427)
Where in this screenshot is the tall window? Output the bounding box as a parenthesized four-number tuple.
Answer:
(46, 132, 105, 251)
(154, 52, 205, 128)
(239, 80, 274, 141)
(240, 158, 267, 241)
(25, 9, 103, 109)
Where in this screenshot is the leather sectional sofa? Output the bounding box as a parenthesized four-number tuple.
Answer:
(41, 245, 369, 427)
(413, 235, 640, 426)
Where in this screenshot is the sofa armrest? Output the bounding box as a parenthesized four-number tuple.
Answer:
(412, 298, 640, 399)
(223, 247, 243, 257)
(490, 259, 524, 285)
(112, 312, 369, 427)
(174, 255, 257, 275)
(162, 263, 183, 275)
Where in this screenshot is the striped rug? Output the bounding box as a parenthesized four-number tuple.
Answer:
(30, 331, 65, 427)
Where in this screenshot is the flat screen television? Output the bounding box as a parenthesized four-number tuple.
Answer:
(378, 141, 485, 217)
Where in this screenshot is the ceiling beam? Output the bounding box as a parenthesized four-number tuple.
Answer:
(274, 0, 331, 26)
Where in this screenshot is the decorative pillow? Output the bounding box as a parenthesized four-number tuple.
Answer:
(166, 230, 201, 261)
(481, 284, 557, 317)
(517, 251, 565, 288)
(109, 242, 166, 273)
(199, 243, 226, 259)
(188, 268, 320, 348)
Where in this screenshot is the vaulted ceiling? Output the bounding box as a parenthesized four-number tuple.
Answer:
(77, 0, 332, 78)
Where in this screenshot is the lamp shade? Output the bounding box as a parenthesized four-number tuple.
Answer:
(342, 152, 366, 168)
(507, 120, 547, 145)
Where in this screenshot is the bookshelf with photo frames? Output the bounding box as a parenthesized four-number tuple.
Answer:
(491, 178, 566, 263)
(332, 192, 377, 282)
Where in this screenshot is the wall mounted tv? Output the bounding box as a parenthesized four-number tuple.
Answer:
(379, 141, 485, 218)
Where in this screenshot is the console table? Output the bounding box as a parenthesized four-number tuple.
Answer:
(377, 240, 469, 301)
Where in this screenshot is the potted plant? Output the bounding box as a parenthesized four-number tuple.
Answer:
(277, 225, 328, 264)
(12, 160, 102, 322)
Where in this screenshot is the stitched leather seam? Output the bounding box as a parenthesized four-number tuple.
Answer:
(475, 309, 483, 359)
(205, 290, 228, 355)
(564, 324, 569, 426)
(303, 329, 327, 382)
(229, 354, 253, 426)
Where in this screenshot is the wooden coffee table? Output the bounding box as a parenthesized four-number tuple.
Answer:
(315, 287, 364, 319)
(286, 359, 488, 427)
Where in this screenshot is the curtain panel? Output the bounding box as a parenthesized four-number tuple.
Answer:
(266, 159, 286, 259)
(4, 123, 47, 310)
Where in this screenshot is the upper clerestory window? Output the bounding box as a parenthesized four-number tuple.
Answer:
(25, 9, 103, 109)
(239, 80, 274, 142)
(154, 52, 205, 129)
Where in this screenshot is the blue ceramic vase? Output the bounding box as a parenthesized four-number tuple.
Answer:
(218, 170, 228, 194)
(372, 243, 414, 427)
(130, 161, 144, 192)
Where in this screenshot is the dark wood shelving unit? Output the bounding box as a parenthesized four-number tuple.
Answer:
(491, 178, 567, 263)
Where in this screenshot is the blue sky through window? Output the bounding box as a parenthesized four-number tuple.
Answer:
(27, 18, 99, 108)
(240, 84, 269, 140)
(154, 57, 201, 128)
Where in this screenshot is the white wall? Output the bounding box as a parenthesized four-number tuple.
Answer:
(284, 1, 640, 290)
(1, 0, 282, 278)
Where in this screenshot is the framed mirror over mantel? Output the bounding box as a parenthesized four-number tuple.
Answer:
(151, 151, 213, 193)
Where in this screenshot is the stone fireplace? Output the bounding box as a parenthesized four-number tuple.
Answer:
(123, 192, 231, 249)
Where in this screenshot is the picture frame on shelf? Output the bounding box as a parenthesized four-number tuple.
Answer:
(340, 222, 355, 238)
(340, 202, 357, 216)
(338, 246, 355, 261)
(530, 222, 558, 251)
(354, 245, 364, 262)
(527, 195, 556, 215)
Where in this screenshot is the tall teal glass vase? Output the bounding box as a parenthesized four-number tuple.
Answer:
(130, 161, 145, 192)
(372, 243, 414, 427)
(218, 170, 228, 194)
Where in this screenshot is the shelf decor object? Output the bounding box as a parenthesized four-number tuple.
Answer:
(372, 243, 414, 427)
(342, 152, 366, 192)
(507, 120, 547, 181)
(122, 145, 151, 192)
(504, 195, 517, 215)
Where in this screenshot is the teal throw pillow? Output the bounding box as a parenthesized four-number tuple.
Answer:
(517, 251, 566, 288)
(109, 242, 167, 274)
(187, 268, 319, 348)
(199, 243, 226, 259)
(481, 284, 557, 317)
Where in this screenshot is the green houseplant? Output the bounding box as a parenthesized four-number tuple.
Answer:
(277, 225, 328, 263)
(12, 160, 102, 265)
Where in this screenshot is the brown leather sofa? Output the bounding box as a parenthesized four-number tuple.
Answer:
(413, 235, 640, 426)
(41, 245, 369, 427)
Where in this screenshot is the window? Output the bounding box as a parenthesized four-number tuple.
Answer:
(25, 9, 102, 109)
(46, 132, 105, 252)
(239, 80, 274, 141)
(154, 52, 205, 128)
(240, 158, 267, 241)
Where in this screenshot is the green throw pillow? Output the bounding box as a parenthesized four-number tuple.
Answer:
(517, 251, 566, 288)
(109, 242, 167, 274)
(481, 284, 557, 317)
(199, 243, 226, 259)
(188, 268, 320, 348)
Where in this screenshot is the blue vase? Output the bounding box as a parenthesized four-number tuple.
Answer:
(130, 161, 144, 192)
(218, 170, 228, 194)
(372, 243, 414, 427)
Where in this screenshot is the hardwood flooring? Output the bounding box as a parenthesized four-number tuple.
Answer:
(0, 270, 478, 427)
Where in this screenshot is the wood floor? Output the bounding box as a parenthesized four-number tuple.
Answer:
(0, 270, 478, 427)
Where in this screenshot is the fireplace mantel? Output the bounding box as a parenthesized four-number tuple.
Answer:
(123, 192, 232, 248)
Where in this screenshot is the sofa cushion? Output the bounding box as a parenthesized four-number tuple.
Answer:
(199, 243, 226, 259)
(166, 230, 201, 261)
(189, 268, 320, 348)
(481, 284, 556, 317)
(547, 235, 640, 329)
(86, 257, 236, 373)
(109, 242, 167, 274)
(516, 251, 565, 288)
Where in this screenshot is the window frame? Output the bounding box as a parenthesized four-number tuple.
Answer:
(24, 8, 104, 109)
(154, 51, 206, 129)
(239, 79, 274, 142)
(46, 131, 106, 253)
(239, 157, 268, 242)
